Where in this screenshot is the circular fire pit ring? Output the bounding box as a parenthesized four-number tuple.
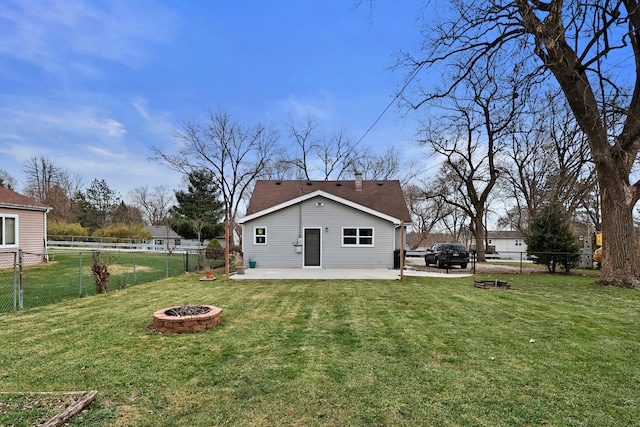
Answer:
(152, 304, 222, 333)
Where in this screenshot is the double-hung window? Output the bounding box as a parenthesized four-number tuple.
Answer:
(254, 227, 267, 245)
(0, 215, 18, 247)
(342, 227, 374, 246)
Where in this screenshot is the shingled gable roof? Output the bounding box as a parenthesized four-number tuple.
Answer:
(0, 186, 50, 211)
(243, 180, 412, 223)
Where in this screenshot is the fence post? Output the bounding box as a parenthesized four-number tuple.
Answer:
(133, 252, 137, 284)
(78, 252, 83, 297)
(18, 249, 24, 310)
(520, 252, 523, 274)
(12, 251, 17, 311)
(165, 247, 169, 277)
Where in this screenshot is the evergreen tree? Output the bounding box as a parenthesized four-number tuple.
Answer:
(524, 203, 580, 273)
(77, 179, 121, 231)
(170, 169, 224, 243)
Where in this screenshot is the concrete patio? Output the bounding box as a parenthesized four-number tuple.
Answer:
(230, 267, 473, 280)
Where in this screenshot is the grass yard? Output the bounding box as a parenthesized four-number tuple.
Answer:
(0, 272, 639, 426)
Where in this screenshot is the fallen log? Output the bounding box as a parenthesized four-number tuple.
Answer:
(40, 390, 98, 427)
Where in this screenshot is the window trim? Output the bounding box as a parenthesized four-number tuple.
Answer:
(0, 214, 19, 248)
(254, 226, 267, 245)
(341, 227, 374, 247)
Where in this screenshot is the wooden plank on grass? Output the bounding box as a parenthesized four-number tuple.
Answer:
(40, 390, 98, 427)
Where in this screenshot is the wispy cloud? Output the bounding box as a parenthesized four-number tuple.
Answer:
(0, 105, 127, 140)
(0, 0, 178, 77)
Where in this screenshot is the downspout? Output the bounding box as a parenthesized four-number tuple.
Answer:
(43, 208, 51, 262)
(298, 183, 302, 242)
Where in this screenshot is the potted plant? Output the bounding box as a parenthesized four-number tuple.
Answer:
(204, 265, 214, 279)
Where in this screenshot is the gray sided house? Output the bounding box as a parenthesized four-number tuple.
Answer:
(143, 225, 183, 251)
(239, 177, 412, 269)
(0, 186, 51, 268)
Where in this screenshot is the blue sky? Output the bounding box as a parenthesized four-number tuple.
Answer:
(0, 0, 427, 199)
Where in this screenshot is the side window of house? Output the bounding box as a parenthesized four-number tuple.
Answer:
(0, 215, 18, 246)
(342, 227, 374, 246)
(254, 227, 267, 245)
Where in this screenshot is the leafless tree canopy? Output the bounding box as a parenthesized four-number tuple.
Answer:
(151, 108, 280, 245)
(22, 156, 84, 222)
(401, 0, 640, 286)
(129, 185, 174, 225)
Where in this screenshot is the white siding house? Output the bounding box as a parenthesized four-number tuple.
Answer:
(239, 178, 411, 270)
(469, 231, 527, 259)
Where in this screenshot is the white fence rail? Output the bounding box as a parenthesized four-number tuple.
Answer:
(47, 240, 205, 252)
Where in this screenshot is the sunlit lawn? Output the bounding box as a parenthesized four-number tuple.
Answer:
(1, 271, 639, 426)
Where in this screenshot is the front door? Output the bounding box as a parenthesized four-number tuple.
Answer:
(304, 228, 321, 267)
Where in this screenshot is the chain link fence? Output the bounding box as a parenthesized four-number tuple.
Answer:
(0, 249, 221, 314)
(0, 252, 18, 313)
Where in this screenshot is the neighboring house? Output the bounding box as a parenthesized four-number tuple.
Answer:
(469, 230, 527, 259)
(143, 225, 183, 251)
(239, 175, 412, 269)
(0, 186, 51, 267)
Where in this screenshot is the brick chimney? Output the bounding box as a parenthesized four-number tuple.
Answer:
(355, 172, 362, 191)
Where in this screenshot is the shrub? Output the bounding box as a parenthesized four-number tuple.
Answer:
(93, 224, 153, 240)
(47, 221, 89, 237)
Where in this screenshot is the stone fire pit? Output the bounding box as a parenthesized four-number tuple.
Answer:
(152, 305, 222, 333)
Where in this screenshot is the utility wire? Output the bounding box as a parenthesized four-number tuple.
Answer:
(355, 62, 425, 146)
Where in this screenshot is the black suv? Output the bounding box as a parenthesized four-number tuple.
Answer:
(425, 242, 469, 269)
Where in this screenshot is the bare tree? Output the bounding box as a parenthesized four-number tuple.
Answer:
(271, 114, 365, 181)
(356, 146, 420, 186)
(404, 182, 458, 247)
(416, 56, 518, 261)
(0, 169, 16, 189)
(22, 156, 84, 222)
(401, 0, 640, 286)
(152, 108, 279, 245)
(129, 185, 174, 225)
(23, 156, 60, 202)
(283, 113, 321, 180)
(501, 91, 596, 228)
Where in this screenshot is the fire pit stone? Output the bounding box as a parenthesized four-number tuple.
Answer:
(152, 304, 222, 333)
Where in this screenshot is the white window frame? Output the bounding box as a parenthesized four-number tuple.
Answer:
(254, 226, 267, 245)
(341, 227, 374, 247)
(0, 214, 19, 247)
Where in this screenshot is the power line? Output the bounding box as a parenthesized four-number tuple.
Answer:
(355, 62, 425, 146)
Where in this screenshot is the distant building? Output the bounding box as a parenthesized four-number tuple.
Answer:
(469, 231, 527, 259)
(143, 225, 182, 251)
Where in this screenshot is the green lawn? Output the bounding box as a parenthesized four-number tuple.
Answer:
(1, 272, 639, 426)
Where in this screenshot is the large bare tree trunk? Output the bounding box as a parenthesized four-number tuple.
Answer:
(600, 170, 640, 287)
(471, 210, 486, 262)
(515, 0, 640, 286)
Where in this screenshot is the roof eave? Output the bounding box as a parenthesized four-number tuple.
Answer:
(0, 203, 50, 212)
(240, 190, 405, 225)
